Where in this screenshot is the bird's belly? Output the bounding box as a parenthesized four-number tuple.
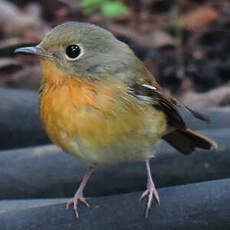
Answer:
(42, 112, 166, 165)
(39, 81, 167, 165)
(56, 116, 166, 165)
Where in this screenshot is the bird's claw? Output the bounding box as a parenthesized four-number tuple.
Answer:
(140, 186, 160, 218)
(66, 196, 89, 218)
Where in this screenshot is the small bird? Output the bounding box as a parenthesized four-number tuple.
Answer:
(15, 22, 217, 218)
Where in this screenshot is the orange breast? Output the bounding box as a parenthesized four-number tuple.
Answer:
(39, 59, 100, 148)
(38, 59, 167, 164)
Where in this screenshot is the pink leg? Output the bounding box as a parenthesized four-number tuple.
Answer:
(140, 159, 160, 218)
(66, 166, 94, 218)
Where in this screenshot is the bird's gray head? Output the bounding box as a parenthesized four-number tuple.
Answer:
(14, 22, 147, 82)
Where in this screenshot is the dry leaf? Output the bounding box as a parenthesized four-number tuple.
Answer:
(181, 5, 219, 30)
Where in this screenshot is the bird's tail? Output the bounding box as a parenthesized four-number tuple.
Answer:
(162, 128, 217, 155)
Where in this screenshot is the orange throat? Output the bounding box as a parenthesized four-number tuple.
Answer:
(39, 59, 99, 145)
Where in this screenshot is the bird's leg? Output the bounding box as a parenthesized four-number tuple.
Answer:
(140, 159, 160, 218)
(66, 166, 95, 218)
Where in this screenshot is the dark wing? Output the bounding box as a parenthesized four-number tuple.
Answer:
(130, 82, 210, 130)
(130, 82, 186, 130)
(129, 82, 216, 154)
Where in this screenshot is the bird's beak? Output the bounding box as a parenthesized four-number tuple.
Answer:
(14, 46, 52, 58)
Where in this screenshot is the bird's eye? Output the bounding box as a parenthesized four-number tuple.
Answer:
(65, 44, 81, 60)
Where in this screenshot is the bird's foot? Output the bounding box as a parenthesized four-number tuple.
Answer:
(66, 191, 89, 218)
(140, 182, 160, 218)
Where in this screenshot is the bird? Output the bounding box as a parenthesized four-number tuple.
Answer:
(14, 22, 217, 218)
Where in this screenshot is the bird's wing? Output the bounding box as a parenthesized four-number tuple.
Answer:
(130, 82, 209, 130)
(129, 81, 216, 155)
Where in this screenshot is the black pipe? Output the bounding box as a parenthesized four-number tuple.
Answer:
(0, 179, 230, 230)
(0, 129, 229, 199)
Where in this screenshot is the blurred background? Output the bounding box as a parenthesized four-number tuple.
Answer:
(0, 0, 230, 107)
(1, 1, 230, 228)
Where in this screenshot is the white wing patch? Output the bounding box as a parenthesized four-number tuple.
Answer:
(141, 84, 157, 90)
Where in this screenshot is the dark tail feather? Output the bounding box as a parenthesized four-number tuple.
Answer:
(170, 97, 210, 123)
(184, 106, 210, 123)
(162, 128, 217, 155)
